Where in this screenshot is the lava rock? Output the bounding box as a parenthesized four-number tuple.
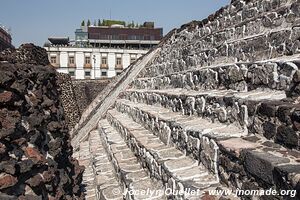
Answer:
(0, 44, 83, 199)
(0, 173, 17, 189)
(276, 125, 299, 148)
(244, 150, 290, 185)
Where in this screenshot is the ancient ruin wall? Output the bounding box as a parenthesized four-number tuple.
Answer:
(0, 44, 84, 199)
(72, 79, 111, 114)
(57, 73, 81, 130)
(69, 0, 300, 197)
(57, 76, 111, 130)
(123, 0, 300, 197)
(134, 0, 300, 149)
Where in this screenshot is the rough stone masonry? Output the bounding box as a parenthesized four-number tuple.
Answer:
(0, 44, 84, 199)
(70, 0, 300, 199)
(1, 0, 300, 199)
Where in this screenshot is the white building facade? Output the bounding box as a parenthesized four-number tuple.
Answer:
(45, 21, 163, 79)
(45, 46, 147, 79)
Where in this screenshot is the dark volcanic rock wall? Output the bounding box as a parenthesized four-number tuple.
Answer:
(0, 45, 84, 199)
(72, 79, 111, 114)
(57, 74, 81, 130)
(0, 43, 49, 66)
(57, 76, 110, 130)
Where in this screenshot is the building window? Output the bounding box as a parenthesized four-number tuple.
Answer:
(116, 57, 122, 66)
(115, 56, 122, 69)
(84, 56, 91, 68)
(69, 71, 75, 77)
(101, 57, 107, 65)
(50, 56, 57, 64)
(101, 71, 107, 76)
(69, 56, 75, 64)
(101, 57, 108, 69)
(116, 72, 121, 75)
(144, 35, 150, 40)
(85, 71, 91, 77)
(85, 56, 91, 64)
(69, 56, 75, 67)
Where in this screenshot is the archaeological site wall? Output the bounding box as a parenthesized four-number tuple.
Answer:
(58, 73, 110, 130)
(0, 44, 84, 199)
(57, 73, 81, 130)
(57, 76, 111, 130)
(72, 79, 111, 114)
(71, 0, 300, 199)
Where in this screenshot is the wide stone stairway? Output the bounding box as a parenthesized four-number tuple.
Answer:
(73, 0, 300, 199)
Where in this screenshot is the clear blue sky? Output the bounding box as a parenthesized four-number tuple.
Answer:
(0, 0, 229, 47)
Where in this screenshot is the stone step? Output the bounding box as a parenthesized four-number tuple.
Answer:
(119, 89, 300, 151)
(98, 120, 167, 200)
(139, 0, 300, 80)
(133, 58, 300, 98)
(74, 131, 124, 200)
(175, 0, 298, 52)
(105, 110, 222, 199)
(124, 88, 286, 129)
(191, 27, 298, 65)
(115, 99, 245, 174)
(116, 98, 246, 140)
(217, 136, 300, 195)
(88, 130, 124, 200)
(113, 100, 300, 196)
(74, 141, 97, 199)
(210, 0, 297, 39)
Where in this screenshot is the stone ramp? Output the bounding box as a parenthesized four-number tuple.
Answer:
(72, 49, 160, 150)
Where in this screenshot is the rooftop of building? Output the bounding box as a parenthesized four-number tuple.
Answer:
(80, 20, 158, 29)
(46, 20, 163, 48)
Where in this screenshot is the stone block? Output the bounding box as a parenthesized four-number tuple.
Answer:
(244, 151, 290, 185)
(274, 164, 300, 189)
(262, 121, 277, 139)
(276, 125, 299, 148)
(218, 138, 260, 158)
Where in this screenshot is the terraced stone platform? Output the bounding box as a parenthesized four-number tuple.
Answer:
(72, 0, 300, 199)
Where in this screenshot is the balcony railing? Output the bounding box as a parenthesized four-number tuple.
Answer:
(84, 63, 92, 68)
(115, 64, 123, 70)
(68, 63, 76, 68)
(101, 64, 108, 69)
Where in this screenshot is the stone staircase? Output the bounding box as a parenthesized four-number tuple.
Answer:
(74, 130, 123, 200)
(72, 0, 300, 199)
